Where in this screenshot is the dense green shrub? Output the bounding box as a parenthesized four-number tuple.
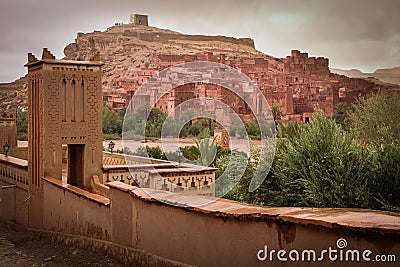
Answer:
(273, 112, 374, 208)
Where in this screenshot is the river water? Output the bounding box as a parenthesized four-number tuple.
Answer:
(18, 137, 261, 154)
(103, 137, 261, 154)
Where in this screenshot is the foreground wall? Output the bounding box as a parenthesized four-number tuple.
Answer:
(0, 179, 29, 226)
(108, 182, 400, 267)
(41, 178, 111, 240)
(1, 165, 399, 266)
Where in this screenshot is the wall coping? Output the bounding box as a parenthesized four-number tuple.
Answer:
(103, 151, 218, 172)
(107, 181, 400, 235)
(103, 163, 217, 173)
(0, 154, 28, 168)
(43, 177, 110, 206)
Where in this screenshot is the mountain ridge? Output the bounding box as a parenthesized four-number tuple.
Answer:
(330, 67, 400, 85)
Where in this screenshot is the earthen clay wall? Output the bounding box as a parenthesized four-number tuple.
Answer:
(1, 168, 399, 267)
(108, 182, 400, 267)
(42, 177, 111, 240)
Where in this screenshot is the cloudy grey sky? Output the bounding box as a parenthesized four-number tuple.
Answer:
(0, 0, 399, 82)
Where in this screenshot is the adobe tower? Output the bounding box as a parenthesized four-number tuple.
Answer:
(25, 48, 104, 197)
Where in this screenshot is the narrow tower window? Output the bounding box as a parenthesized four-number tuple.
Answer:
(71, 80, 76, 121)
(81, 79, 85, 122)
(62, 79, 66, 122)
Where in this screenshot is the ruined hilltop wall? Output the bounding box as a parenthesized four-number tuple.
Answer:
(121, 30, 255, 48)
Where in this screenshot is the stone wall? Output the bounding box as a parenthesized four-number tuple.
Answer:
(121, 30, 255, 48)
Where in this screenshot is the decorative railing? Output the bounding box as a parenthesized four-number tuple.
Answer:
(103, 151, 169, 166)
(102, 165, 137, 185)
(0, 155, 29, 189)
(102, 151, 216, 196)
(102, 164, 215, 196)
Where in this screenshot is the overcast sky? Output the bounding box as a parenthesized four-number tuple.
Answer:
(0, 0, 399, 82)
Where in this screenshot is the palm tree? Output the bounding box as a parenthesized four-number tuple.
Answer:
(271, 104, 284, 121)
(196, 138, 218, 166)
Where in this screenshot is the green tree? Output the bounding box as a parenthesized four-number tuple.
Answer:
(132, 145, 163, 159)
(245, 120, 261, 139)
(277, 120, 304, 139)
(146, 146, 163, 159)
(17, 109, 28, 133)
(183, 145, 200, 161)
(216, 150, 249, 199)
(218, 140, 279, 205)
(271, 103, 284, 121)
(145, 108, 167, 138)
(351, 91, 400, 144)
(350, 91, 400, 210)
(333, 102, 351, 131)
(103, 104, 122, 135)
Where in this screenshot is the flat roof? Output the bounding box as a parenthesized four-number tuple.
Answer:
(25, 58, 104, 67)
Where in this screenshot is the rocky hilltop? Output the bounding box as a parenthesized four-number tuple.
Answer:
(331, 67, 400, 85)
(64, 23, 268, 92)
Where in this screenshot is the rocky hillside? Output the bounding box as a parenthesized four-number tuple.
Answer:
(331, 67, 400, 85)
(63, 24, 270, 92)
(0, 76, 27, 111)
(0, 23, 270, 110)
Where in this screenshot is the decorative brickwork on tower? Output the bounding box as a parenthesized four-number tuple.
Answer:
(25, 48, 104, 197)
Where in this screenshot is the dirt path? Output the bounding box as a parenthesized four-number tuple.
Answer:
(0, 224, 123, 267)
